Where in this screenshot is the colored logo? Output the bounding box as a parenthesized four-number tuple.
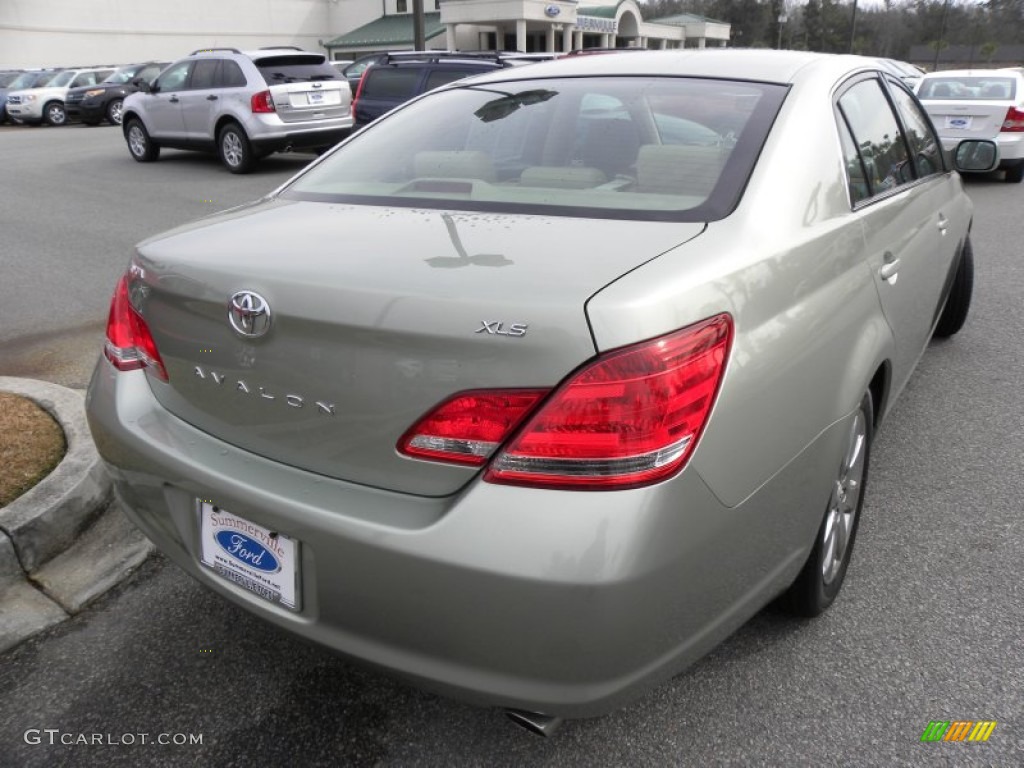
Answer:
(215, 531, 280, 573)
(920, 720, 997, 742)
(544, 4, 561, 17)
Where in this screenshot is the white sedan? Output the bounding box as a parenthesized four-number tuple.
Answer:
(917, 68, 1024, 183)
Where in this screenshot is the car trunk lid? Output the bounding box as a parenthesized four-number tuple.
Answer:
(132, 199, 704, 496)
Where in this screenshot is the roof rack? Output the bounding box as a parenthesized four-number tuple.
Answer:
(190, 47, 242, 55)
(382, 50, 505, 65)
(258, 45, 305, 51)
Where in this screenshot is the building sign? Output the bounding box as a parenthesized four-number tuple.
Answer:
(544, 5, 561, 18)
(576, 15, 618, 34)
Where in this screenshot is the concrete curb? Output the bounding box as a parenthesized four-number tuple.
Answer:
(0, 376, 153, 654)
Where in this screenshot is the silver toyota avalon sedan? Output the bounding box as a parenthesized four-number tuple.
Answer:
(86, 50, 995, 734)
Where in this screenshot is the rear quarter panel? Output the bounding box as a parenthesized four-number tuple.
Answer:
(586, 68, 896, 509)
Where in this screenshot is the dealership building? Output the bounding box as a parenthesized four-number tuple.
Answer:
(1, 0, 729, 68)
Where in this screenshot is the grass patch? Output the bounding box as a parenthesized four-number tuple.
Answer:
(0, 392, 67, 507)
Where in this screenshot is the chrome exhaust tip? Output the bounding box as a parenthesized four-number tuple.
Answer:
(504, 708, 564, 738)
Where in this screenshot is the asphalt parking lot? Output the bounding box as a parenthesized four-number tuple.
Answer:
(1, 124, 1023, 766)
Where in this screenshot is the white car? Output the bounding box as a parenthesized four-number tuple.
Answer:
(917, 68, 1024, 183)
(5, 66, 115, 125)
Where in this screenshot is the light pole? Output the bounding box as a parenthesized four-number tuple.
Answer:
(849, 0, 859, 53)
(777, 12, 788, 50)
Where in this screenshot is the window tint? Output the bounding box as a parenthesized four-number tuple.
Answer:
(285, 76, 784, 221)
(919, 76, 1017, 101)
(254, 56, 337, 84)
(886, 81, 942, 178)
(838, 78, 912, 197)
(364, 68, 420, 99)
(218, 60, 247, 88)
(157, 61, 191, 93)
(189, 60, 219, 90)
(424, 69, 482, 91)
(838, 117, 871, 205)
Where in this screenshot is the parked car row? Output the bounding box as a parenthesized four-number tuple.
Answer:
(1, 62, 166, 126)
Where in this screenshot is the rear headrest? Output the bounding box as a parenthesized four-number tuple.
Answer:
(636, 144, 725, 197)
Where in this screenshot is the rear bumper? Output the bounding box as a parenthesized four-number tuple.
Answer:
(86, 362, 837, 717)
(248, 114, 353, 152)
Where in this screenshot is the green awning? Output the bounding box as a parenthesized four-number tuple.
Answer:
(325, 12, 444, 50)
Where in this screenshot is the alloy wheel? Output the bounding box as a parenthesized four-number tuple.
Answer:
(821, 409, 867, 585)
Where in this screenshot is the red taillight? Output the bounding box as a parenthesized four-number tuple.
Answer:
(351, 71, 368, 120)
(1002, 106, 1024, 132)
(250, 90, 275, 114)
(487, 314, 732, 490)
(399, 314, 733, 490)
(399, 390, 549, 466)
(103, 274, 168, 381)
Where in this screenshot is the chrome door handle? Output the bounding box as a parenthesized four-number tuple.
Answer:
(937, 214, 949, 235)
(879, 252, 900, 283)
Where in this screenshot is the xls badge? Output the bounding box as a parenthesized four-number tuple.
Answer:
(476, 320, 528, 338)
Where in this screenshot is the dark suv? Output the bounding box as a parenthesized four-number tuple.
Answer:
(65, 61, 168, 126)
(352, 52, 523, 129)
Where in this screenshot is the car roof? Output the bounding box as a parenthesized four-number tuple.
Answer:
(455, 49, 886, 89)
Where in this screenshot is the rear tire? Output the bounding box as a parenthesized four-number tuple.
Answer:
(1005, 163, 1024, 184)
(125, 118, 160, 162)
(218, 123, 254, 174)
(933, 237, 973, 338)
(779, 392, 873, 618)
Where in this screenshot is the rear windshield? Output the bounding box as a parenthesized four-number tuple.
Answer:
(283, 76, 786, 221)
(255, 56, 338, 84)
(919, 76, 1017, 101)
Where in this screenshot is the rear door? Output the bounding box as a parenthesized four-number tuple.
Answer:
(838, 75, 963, 394)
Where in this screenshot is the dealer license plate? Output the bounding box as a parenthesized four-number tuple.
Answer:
(945, 115, 973, 130)
(308, 91, 324, 104)
(199, 502, 300, 610)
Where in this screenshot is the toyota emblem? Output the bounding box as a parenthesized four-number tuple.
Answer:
(228, 291, 272, 338)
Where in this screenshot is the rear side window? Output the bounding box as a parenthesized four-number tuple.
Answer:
(255, 56, 337, 84)
(838, 78, 913, 198)
(363, 68, 420, 99)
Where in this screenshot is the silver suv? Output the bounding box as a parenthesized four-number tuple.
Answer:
(121, 47, 353, 173)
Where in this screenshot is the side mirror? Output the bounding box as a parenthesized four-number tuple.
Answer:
(953, 140, 998, 173)
(133, 78, 154, 94)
